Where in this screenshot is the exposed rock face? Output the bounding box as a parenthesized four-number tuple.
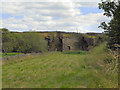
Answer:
(85, 38, 98, 46)
(62, 37, 79, 51)
(62, 36, 97, 51)
(45, 32, 104, 51)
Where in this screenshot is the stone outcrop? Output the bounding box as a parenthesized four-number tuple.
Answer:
(45, 32, 104, 51)
(62, 37, 79, 51)
(62, 36, 99, 51)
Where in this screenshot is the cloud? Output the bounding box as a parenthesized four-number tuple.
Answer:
(1, 0, 101, 2)
(1, 1, 110, 33)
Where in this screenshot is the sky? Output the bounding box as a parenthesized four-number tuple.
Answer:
(0, 0, 111, 33)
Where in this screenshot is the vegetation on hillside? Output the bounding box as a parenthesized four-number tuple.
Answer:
(2, 28, 47, 54)
(2, 28, 104, 54)
(85, 42, 118, 87)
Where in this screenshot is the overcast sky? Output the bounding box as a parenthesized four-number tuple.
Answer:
(1, 0, 111, 33)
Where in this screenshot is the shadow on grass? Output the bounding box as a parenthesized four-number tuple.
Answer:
(63, 51, 88, 55)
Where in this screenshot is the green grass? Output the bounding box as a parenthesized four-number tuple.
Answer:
(0, 52, 23, 57)
(2, 43, 118, 88)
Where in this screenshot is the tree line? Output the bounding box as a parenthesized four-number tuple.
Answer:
(1, 28, 47, 55)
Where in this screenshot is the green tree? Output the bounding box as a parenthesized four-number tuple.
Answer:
(98, 0, 120, 49)
(1, 28, 15, 55)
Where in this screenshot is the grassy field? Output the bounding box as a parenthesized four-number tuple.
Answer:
(0, 52, 23, 57)
(2, 43, 118, 88)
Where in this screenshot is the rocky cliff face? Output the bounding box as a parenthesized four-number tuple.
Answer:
(45, 32, 104, 51)
(62, 36, 100, 51)
(62, 37, 79, 51)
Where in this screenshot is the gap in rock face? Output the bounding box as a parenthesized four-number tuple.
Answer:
(58, 36, 63, 52)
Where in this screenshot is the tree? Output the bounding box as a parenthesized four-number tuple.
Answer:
(98, 0, 120, 49)
(1, 28, 15, 55)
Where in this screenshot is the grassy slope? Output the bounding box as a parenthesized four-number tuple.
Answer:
(2, 43, 117, 88)
(84, 43, 118, 88)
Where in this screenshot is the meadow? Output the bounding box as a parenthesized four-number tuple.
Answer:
(2, 43, 118, 88)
